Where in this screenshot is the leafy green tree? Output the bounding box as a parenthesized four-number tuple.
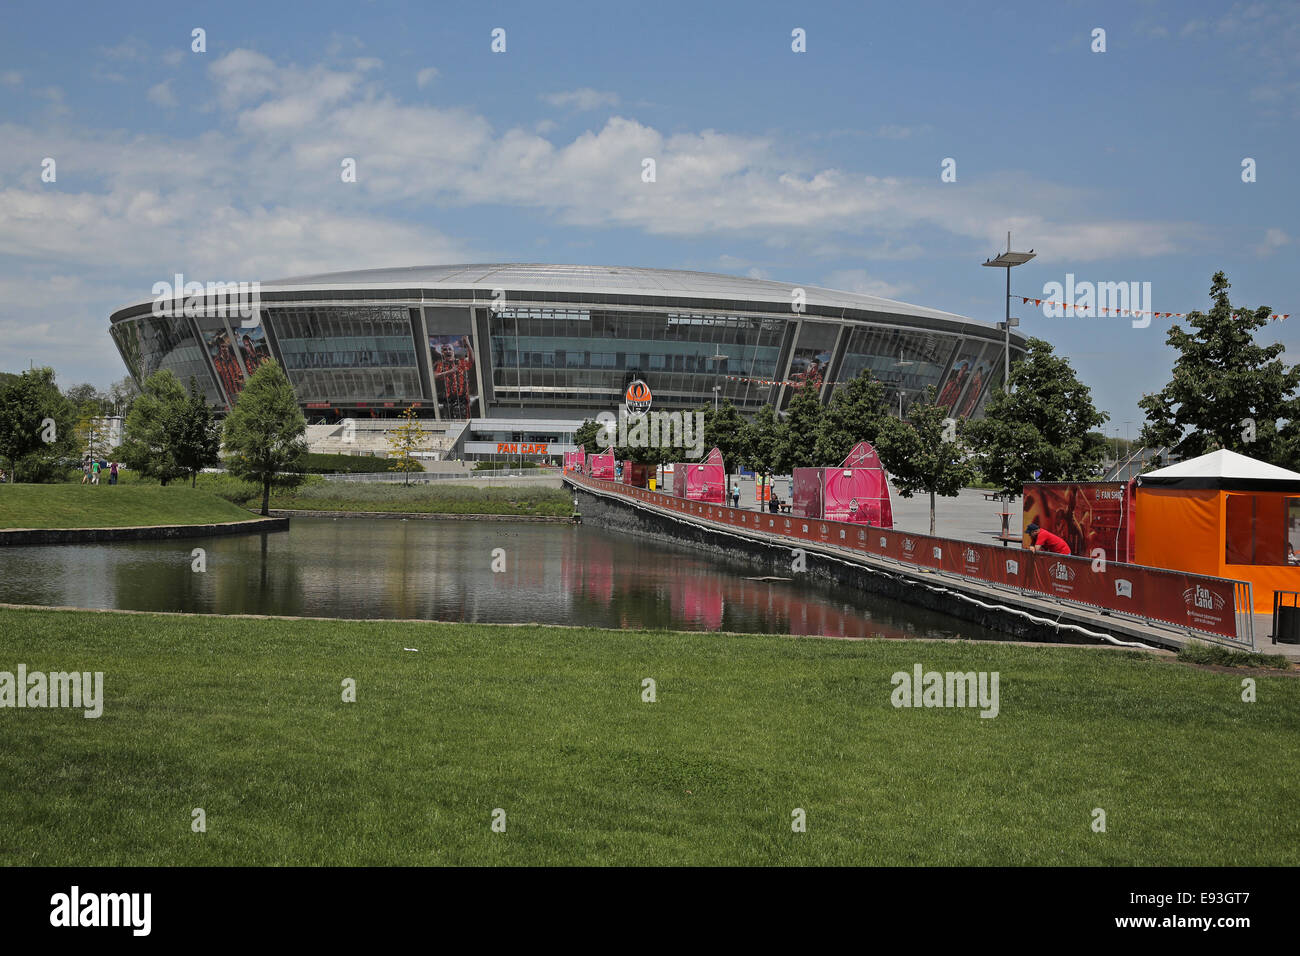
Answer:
(0, 367, 77, 482)
(814, 372, 890, 465)
(700, 399, 748, 490)
(773, 382, 824, 473)
(573, 419, 601, 452)
(965, 337, 1108, 497)
(74, 413, 113, 464)
(222, 360, 308, 515)
(120, 370, 189, 486)
(173, 379, 222, 486)
(64, 383, 106, 413)
(741, 403, 781, 476)
(108, 376, 140, 418)
(386, 405, 429, 485)
(876, 386, 977, 535)
(1139, 271, 1300, 464)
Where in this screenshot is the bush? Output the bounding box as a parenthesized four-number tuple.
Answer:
(269, 481, 571, 516)
(473, 460, 539, 471)
(301, 452, 393, 474)
(116, 469, 262, 507)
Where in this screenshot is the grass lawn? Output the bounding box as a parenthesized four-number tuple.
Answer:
(0, 484, 260, 530)
(1, 606, 1297, 866)
(266, 480, 573, 517)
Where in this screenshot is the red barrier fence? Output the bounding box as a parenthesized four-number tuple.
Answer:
(569, 474, 1254, 646)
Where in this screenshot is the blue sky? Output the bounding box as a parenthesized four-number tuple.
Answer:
(1, 0, 1295, 435)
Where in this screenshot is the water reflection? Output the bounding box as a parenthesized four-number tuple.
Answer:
(0, 517, 1006, 641)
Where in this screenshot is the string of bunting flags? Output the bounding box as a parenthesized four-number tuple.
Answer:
(724, 374, 814, 387)
(1019, 296, 1289, 321)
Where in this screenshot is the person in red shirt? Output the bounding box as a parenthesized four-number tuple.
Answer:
(1024, 522, 1071, 554)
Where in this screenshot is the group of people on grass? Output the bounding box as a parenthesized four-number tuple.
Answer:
(81, 458, 119, 486)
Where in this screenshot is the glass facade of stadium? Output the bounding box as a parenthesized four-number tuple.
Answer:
(108, 266, 1026, 427)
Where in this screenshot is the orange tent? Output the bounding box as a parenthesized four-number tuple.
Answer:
(1135, 449, 1300, 612)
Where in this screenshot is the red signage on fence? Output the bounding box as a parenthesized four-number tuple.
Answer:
(568, 474, 1243, 640)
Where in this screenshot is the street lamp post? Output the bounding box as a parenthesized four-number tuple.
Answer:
(982, 233, 1035, 387)
(892, 349, 913, 419)
(708, 345, 730, 411)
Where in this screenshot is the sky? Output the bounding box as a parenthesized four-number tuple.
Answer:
(0, 0, 1296, 436)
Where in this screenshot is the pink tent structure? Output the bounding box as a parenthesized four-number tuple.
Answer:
(792, 441, 894, 526)
(674, 447, 725, 503)
(587, 450, 615, 480)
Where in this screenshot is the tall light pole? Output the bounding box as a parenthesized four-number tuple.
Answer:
(892, 347, 914, 419)
(982, 233, 1035, 387)
(709, 345, 730, 411)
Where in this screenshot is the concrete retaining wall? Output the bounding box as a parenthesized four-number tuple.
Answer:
(0, 516, 289, 546)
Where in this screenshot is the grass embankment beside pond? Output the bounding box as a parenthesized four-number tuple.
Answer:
(265, 480, 573, 517)
(112, 471, 572, 517)
(2, 606, 1297, 866)
(0, 484, 261, 530)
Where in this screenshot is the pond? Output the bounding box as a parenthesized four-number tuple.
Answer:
(0, 517, 1009, 640)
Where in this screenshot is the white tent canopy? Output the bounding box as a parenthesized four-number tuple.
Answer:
(1140, 449, 1300, 489)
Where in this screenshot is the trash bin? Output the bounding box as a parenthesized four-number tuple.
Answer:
(648, 478, 655, 491)
(1276, 604, 1300, 644)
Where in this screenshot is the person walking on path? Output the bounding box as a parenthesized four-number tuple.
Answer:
(90, 460, 101, 485)
(108, 461, 119, 485)
(731, 483, 740, 509)
(81, 459, 91, 485)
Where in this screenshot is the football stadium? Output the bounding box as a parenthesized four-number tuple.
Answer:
(108, 263, 1026, 461)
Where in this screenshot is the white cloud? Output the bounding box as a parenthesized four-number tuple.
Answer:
(416, 66, 440, 89)
(1256, 227, 1290, 256)
(876, 124, 927, 140)
(822, 269, 910, 300)
(162, 50, 184, 67)
(540, 88, 620, 110)
(1, 71, 21, 87)
(147, 81, 177, 108)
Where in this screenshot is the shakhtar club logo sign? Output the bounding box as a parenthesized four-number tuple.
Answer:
(624, 379, 652, 416)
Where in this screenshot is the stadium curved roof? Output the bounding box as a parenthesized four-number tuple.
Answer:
(260, 263, 992, 328)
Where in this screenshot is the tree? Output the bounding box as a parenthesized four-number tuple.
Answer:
(120, 370, 190, 486)
(814, 372, 890, 465)
(965, 337, 1108, 496)
(1139, 271, 1300, 465)
(64, 383, 106, 413)
(173, 378, 222, 486)
(108, 376, 140, 418)
(572, 419, 601, 455)
(773, 381, 824, 473)
(876, 386, 977, 535)
(74, 413, 113, 464)
(222, 360, 308, 515)
(386, 405, 429, 485)
(741, 403, 781, 476)
(700, 399, 748, 491)
(0, 367, 77, 482)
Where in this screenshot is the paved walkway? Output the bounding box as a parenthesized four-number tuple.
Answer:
(726, 476, 1015, 544)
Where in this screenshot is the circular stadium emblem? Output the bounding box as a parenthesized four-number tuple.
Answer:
(624, 379, 653, 416)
